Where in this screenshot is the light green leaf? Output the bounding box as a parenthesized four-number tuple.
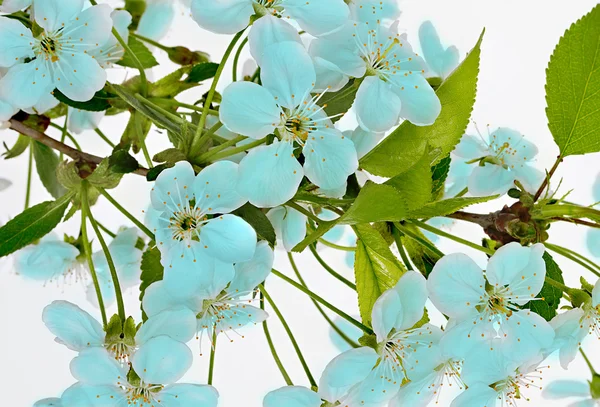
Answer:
(396, 225, 441, 277)
(139, 246, 164, 322)
(521, 252, 564, 321)
(546, 5, 600, 157)
(291, 219, 336, 252)
(431, 155, 451, 200)
(32, 141, 66, 199)
(87, 159, 124, 190)
(354, 224, 406, 326)
(117, 36, 158, 69)
(385, 151, 433, 211)
(405, 195, 498, 219)
(360, 29, 484, 177)
(2, 135, 30, 159)
(0, 193, 72, 258)
(340, 182, 409, 225)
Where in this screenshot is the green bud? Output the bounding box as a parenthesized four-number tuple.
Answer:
(581, 276, 595, 293)
(153, 148, 187, 164)
(590, 374, 600, 399)
(569, 288, 592, 308)
(168, 46, 210, 66)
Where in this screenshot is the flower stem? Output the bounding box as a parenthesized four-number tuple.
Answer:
(190, 30, 246, 156)
(544, 242, 600, 278)
(309, 244, 356, 290)
(232, 36, 249, 82)
(193, 121, 224, 155)
(96, 187, 155, 240)
(391, 228, 414, 271)
(260, 290, 294, 385)
(95, 128, 115, 148)
(393, 223, 444, 258)
(195, 135, 247, 162)
(580, 348, 597, 375)
(409, 219, 494, 256)
(140, 139, 154, 168)
(288, 253, 359, 349)
(208, 329, 217, 385)
(131, 32, 172, 53)
(454, 187, 469, 198)
(271, 268, 373, 335)
(318, 238, 356, 252)
(260, 284, 317, 388)
(96, 221, 117, 238)
(285, 201, 320, 223)
(534, 155, 562, 201)
(24, 145, 33, 210)
(200, 137, 267, 163)
(80, 184, 108, 328)
(544, 275, 571, 292)
(59, 111, 69, 161)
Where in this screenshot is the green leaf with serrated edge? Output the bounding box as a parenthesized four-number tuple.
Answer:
(0, 193, 73, 257)
(153, 148, 187, 164)
(385, 151, 432, 211)
(87, 159, 124, 190)
(108, 149, 139, 174)
(521, 252, 564, 321)
(32, 141, 66, 199)
(121, 111, 152, 154)
(146, 163, 173, 182)
(149, 67, 199, 98)
(57, 161, 83, 190)
(53, 88, 115, 112)
(117, 36, 158, 69)
(431, 155, 451, 200)
(187, 62, 219, 83)
(339, 182, 409, 225)
(397, 224, 441, 277)
(139, 246, 164, 321)
(233, 203, 276, 246)
(405, 195, 498, 219)
(3, 135, 30, 159)
(319, 79, 361, 123)
(360, 29, 484, 177)
(546, 5, 600, 157)
(354, 224, 406, 326)
(291, 220, 336, 252)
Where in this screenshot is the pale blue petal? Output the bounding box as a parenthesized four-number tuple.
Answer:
(283, 0, 349, 37)
(449, 384, 498, 407)
(136, 307, 198, 345)
(143, 281, 202, 317)
(486, 242, 546, 305)
(313, 57, 350, 93)
(319, 347, 378, 402)
(0, 18, 35, 67)
(317, 183, 347, 199)
(68, 108, 105, 134)
(53, 53, 107, 102)
(90, 10, 132, 67)
(329, 316, 362, 353)
(267, 206, 307, 252)
(391, 73, 441, 126)
(354, 360, 402, 404)
(513, 165, 545, 194)
(137, 2, 175, 41)
(194, 161, 247, 214)
(227, 241, 274, 295)
(461, 341, 518, 386)
(439, 317, 496, 360)
(249, 15, 302, 66)
(453, 134, 489, 160)
(191, 0, 253, 35)
(349, 0, 400, 24)
(303, 128, 358, 190)
(133, 336, 193, 385)
(593, 173, 600, 202)
(345, 127, 383, 159)
(24, 92, 60, 116)
(61, 383, 125, 407)
(34, 0, 85, 32)
(0, 60, 53, 109)
(355, 76, 402, 133)
(371, 288, 402, 341)
(419, 21, 459, 78)
(543, 380, 591, 399)
(550, 308, 587, 369)
(42, 300, 104, 352)
(159, 384, 220, 407)
(60, 4, 113, 47)
(237, 140, 304, 208)
(212, 303, 269, 333)
(34, 398, 62, 407)
(264, 386, 321, 407)
(151, 161, 196, 211)
(468, 163, 516, 196)
(427, 253, 485, 319)
(489, 128, 538, 164)
(501, 310, 555, 361)
(220, 81, 280, 140)
(393, 270, 428, 331)
(389, 376, 438, 407)
(320, 209, 346, 243)
(309, 39, 366, 80)
(0, 0, 32, 13)
(260, 41, 316, 109)
(70, 348, 127, 386)
(15, 237, 79, 281)
(0, 98, 17, 121)
(200, 214, 257, 263)
(593, 279, 600, 307)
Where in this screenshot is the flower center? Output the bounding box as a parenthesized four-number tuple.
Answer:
(125, 383, 164, 405)
(36, 30, 65, 63)
(106, 341, 135, 364)
(169, 206, 206, 242)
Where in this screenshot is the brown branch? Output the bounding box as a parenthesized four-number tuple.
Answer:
(446, 211, 495, 229)
(9, 118, 149, 177)
(551, 217, 600, 229)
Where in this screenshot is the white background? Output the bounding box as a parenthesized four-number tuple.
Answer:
(1, 0, 600, 406)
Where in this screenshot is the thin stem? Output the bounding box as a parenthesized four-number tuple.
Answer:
(191, 30, 245, 156)
(208, 329, 217, 385)
(580, 348, 597, 375)
(196, 135, 246, 162)
(318, 238, 356, 252)
(271, 268, 373, 335)
(95, 128, 115, 148)
(454, 186, 468, 198)
(544, 275, 572, 292)
(260, 291, 293, 385)
(194, 121, 224, 155)
(131, 32, 172, 53)
(392, 229, 413, 271)
(285, 201, 320, 223)
(260, 284, 317, 388)
(96, 221, 117, 238)
(60, 110, 69, 160)
(200, 137, 266, 163)
(96, 187, 155, 240)
(24, 145, 33, 210)
(288, 253, 359, 349)
(534, 156, 562, 201)
(155, 98, 219, 116)
(309, 244, 356, 290)
(393, 223, 444, 258)
(409, 219, 494, 256)
(550, 217, 600, 229)
(140, 139, 154, 168)
(48, 122, 81, 151)
(80, 185, 108, 328)
(545, 243, 600, 278)
(232, 36, 249, 82)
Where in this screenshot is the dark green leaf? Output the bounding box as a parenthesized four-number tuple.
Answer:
(0, 194, 72, 258)
(233, 203, 276, 246)
(108, 149, 140, 174)
(431, 155, 451, 200)
(546, 4, 600, 157)
(187, 62, 219, 83)
(3, 135, 30, 159)
(32, 141, 66, 198)
(360, 29, 484, 177)
(146, 163, 173, 181)
(398, 224, 441, 277)
(117, 36, 158, 69)
(53, 88, 114, 112)
(521, 252, 564, 321)
(139, 246, 164, 321)
(2, 12, 32, 29)
(319, 79, 361, 123)
(153, 148, 187, 164)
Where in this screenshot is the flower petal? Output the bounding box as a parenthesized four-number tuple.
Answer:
(53, 53, 107, 102)
(70, 348, 127, 386)
(34, 0, 85, 32)
(194, 161, 247, 214)
(0, 18, 35, 67)
(42, 300, 105, 352)
(249, 15, 302, 66)
(391, 73, 441, 126)
(159, 384, 220, 407)
(68, 108, 105, 134)
(200, 214, 257, 263)
(354, 76, 402, 133)
(550, 308, 587, 369)
(0, 60, 53, 109)
(137, 1, 175, 41)
(151, 161, 196, 211)
(283, 0, 349, 37)
(227, 241, 274, 295)
(237, 140, 304, 208)
(513, 165, 545, 194)
(345, 127, 384, 159)
(468, 163, 516, 196)
(263, 386, 321, 407)
(60, 4, 113, 47)
(136, 307, 198, 345)
(190, 0, 253, 35)
(133, 336, 193, 385)
(501, 310, 555, 361)
(593, 279, 600, 307)
(61, 383, 125, 407)
(371, 288, 402, 341)
(220, 81, 280, 140)
(543, 380, 591, 399)
(453, 134, 489, 160)
(393, 270, 428, 331)
(0, 98, 17, 121)
(587, 228, 600, 258)
(142, 281, 201, 317)
(449, 384, 499, 407)
(267, 206, 307, 252)
(418, 21, 459, 78)
(309, 38, 366, 79)
(0, 0, 33, 13)
(15, 237, 79, 281)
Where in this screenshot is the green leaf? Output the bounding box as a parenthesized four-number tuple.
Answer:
(53, 88, 115, 112)
(0, 193, 72, 258)
(397, 225, 441, 277)
(108, 149, 140, 174)
(32, 141, 66, 199)
(385, 151, 433, 211)
(340, 182, 409, 225)
(146, 163, 173, 182)
(153, 148, 187, 164)
(87, 159, 124, 189)
(292, 220, 336, 252)
(354, 224, 406, 326)
(405, 195, 498, 219)
(2, 135, 30, 159)
(431, 155, 451, 200)
(360, 29, 484, 177)
(187, 62, 219, 83)
(139, 246, 164, 321)
(117, 36, 158, 69)
(233, 203, 276, 246)
(521, 252, 564, 321)
(319, 79, 361, 123)
(121, 111, 152, 154)
(546, 5, 600, 157)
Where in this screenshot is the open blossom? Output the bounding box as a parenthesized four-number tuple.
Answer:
(453, 127, 544, 196)
(0, 0, 32, 13)
(220, 42, 358, 207)
(191, 0, 349, 37)
(543, 380, 600, 406)
(0, 0, 114, 107)
(418, 21, 459, 79)
(136, 0, 192, 41)
(263, 386, 321, 407)
(14, 234, 80, 282)
(427, 242, 555, 361)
